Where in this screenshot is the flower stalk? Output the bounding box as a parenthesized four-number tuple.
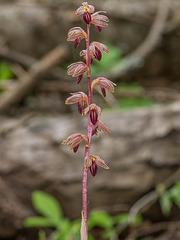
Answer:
(62, 2, 115, 238)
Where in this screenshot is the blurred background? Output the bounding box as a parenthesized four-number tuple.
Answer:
(0, 0, 180, 239)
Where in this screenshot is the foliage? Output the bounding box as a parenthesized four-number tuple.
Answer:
(24, 190, 81, 240)
(24, 190, 143, 240)
(118, 97, 155, 109)
(159, 181, 180, 216)
(116, 83, 155, 109)
(91, 43, 122, 76)
(0, 61, 13, 81)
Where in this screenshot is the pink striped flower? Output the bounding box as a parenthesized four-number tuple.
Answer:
(91, 11, 109, 32)
(83, 104, 102, 125)
(67, 27, 87, 48)
(67, 62, 88, 78)
(75, 2, 95, 24)
(80, 50, 93, 65)
(91, 77, 116, 97)
(89, 41, 109, 61)
(65, 92, 89, 114)
(62, 133, 89, 153)
(92, 119, 110, 136)
(85, 155, 109, 177)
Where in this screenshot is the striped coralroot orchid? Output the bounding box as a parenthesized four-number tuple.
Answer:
(89, 41, 109, 61)
(67, 27, 87, 48)
(85, 155, 109, 177)
(62, 2, 115, 237)
(91, 11, 109, 32)
(67, 62, 88, 78)
(91, 77, 116, 97)
(62, 133, 89, 153)
(65, 92, 89, 114)
(83, 104, 102, 125)
(92, 119, 110, 136)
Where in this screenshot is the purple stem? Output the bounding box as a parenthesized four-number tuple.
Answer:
(82, 23, 93, 228)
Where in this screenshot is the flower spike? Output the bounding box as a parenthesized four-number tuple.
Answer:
(62, 133, 89, 153)
(64, 2, 113, 232)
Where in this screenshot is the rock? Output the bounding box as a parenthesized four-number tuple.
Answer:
(0, 102, 180, 238)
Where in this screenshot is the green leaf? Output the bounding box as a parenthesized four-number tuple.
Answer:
(53, 219, 72, 240)
(0, 61, 13, 81)
(32, 190, 63, 225)
(23, 216, 54, 228)
(118, 97, 155, 109)
(169, 182, 180, 208)
(38, 230, 46, 240)
(115, 213, 129, 224)
(103, 228, 117, 240)
(134, 215, 143, 225)
(160, 192, 172, 216)
(88, 211, 113, 229)
(91, 43, 122, 76)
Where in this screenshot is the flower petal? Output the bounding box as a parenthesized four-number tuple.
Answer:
(91, 155, 109, 169)
(91, 77, 116, 93)
(90, 161, 98, 177)
(91, 11, 109, 28)
(97, 119, 110, 136)
(75, 2, 95, 16)
(62, 133, 89, 151)
(67, 27, 87, 42)
(67, 62, 88, 77)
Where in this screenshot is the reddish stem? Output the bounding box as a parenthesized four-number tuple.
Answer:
(82, 23, 93, 228)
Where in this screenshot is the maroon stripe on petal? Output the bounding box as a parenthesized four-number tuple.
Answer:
(73, 145, 79, 153)
(92, 126, 98, 136)
(101, 87, 106, 97)
(95, 47, 102, 61)
(90, 162, 98, 177)
(77, 74, 83, 84)
(83, 12, 91, 24)
(96, 25, 102, 32)
(90, 109, 98, 125)
(78, 102, 84, 114)
(74, 38, 80, 48)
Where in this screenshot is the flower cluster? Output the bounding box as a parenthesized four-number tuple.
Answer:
(62, 3, 114, 236)
(63, 2, 115, 177)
